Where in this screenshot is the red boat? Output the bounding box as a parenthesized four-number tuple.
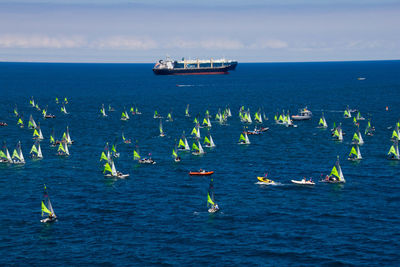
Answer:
(189, 170, 214, 176)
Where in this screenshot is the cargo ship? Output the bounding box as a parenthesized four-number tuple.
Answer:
(152, 57, 237, 75)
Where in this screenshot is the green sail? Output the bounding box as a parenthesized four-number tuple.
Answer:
(172, 149, 178, 158)
(207, 192, 214, 206)
(57, 143, 65, 153)
(239, 133, 246, 142)
(178, 139, 185, 148)
(392, 130, 399, 139)
(103, 162, 112, 174)
(133, 150, 140, 160)
(30, 144, 38, 154)
(192, 142, 199, 151)
(352, 133, 359, 141)
(349, 146, 358, 157)
(334, 129, 339, 137)
(204, 136, 210, 145)
(319, 118, 324, 125)
(41, 201, 52, 216)
(12, 149, 20, 160)
(100, 152, 108, 162)
(191, 126, 197, 135)
(17, 118, 23, 125)
(50, 135, 55, 143)
(330, 166, 339, 178)
(33, 129, 39, 137)
(0, 150, 7, 159)
(388, 145, 398, 156)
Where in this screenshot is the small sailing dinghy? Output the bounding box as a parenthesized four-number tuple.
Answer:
(332, 125, 343, 141)
(365, 119, 375, 136)
(159, 119, 165, 137)
(100, 143, 111, 162)
(122, 132, 131, 144)
(191, 124, 201, 139)
(63, 126, 74, 144)
(351, 129, 364, 145)
(134, 147, 156, 164)
(33, 123, 44, 140)
(61, 105, 69, 115)
(387, 141, 400, 160)
(202, 116, 212, 128)
(178, 133, 190, 151)
(17, 116, 24, 128)
(166, 112, 173, 122)
(207, 178, 220, 213)
(28, 114, 37, 129)
(0, 141, 13, 163)
(192, 140, 205, 155)
(41, 185, 57, 223)
(391, 125, 400, 141)
(204, 133, 216, 148)
(185, 104, 190, 117)
(317, 112, 328, 128)
(30, 140, 43, 159)
(254, 109, 263, 124)
(11, 141, 25, 164)
(57, 141, 70, 156)
(103, 159, 129, 178)
(322, 156, 346, 183)
(153, 110, 162, 119)
(121, 109, 130, 121)
(238, 131, 250, 145)
(291, 177, 315, 185)
(172, 147, 180, 162)
(348, 145, 362, 161)
(100, 104, 107, 117)
(344, 107, 352, 118)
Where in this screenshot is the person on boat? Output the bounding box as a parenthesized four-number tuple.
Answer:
(214, 203, 219, 211)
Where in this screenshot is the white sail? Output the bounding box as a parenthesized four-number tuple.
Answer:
(356, 145, 362, 159)
(37, 143, 43, 158)
(111, 160, 117, 176)
(184, 138, 189, 150)
(198, 141, 204, 154)
(245, 132, 250, 144)
(66, 126, 72, 144)
(209, 135, 215, 147)
(6, 148, 12, 162)
(337, 161, 345, 182)
(358, 131, 364, 145)
(64, 142, 70, 155)
(18, 142, 25, 163)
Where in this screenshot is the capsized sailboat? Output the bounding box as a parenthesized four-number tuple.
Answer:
(323, 156, 346, 183)
(30, 140, 43, 159)
(11, 141, 25, 164)
(207, 178, 219, 213)
(41, 184, 57, 223)
(348, 145, 362, 161)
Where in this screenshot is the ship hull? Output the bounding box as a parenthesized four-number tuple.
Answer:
(153, 66, 230, 75)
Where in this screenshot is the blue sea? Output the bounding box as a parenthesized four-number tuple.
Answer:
(0, 61, 399, 265)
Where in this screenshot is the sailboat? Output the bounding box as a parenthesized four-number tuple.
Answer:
(365, 119, 375, 136)
(57, 141, 70, 156)
(111, 143, 120, 158)
(122, 132, 131, 144)
(153, 110, 162, 119)
(0, 141, 12, 163)
(352, 129, 364, 145)
(323, 156, 345, 183)
(356, 111, 365, 120)
(64, 97, 68, 104)
(28, 114, 37, 129)
(17, 116, 24, 128)
(100, 143, 111, 162)
(318, 113, 328, 128)
(43, 106, 56, 118)
(254, 109, 263, 124)
(55, 97, 59, 104)
(41, 184, 57, 223)
(159, 119, 165, 137)
(133, 146, 156, 164)
(202, 116, 212, 128)
(63, 126, 74, 144)
(61, 105, 68, 114)
(30, 97, 35, 107)
(13, 105, 18, 117)
(172, 147, 180, 162)
(178, 133, 190, 151)
(204, 133, 216, 148)
(33, 123, 44, 140)
(191, 124, 201, 139)
(207, 178, 219, 213)
(332, 125, 343, 141)
(100, 104, 107, 117)
(11, 141, 25, 164)
(103, 159, 129, 178)
(166, 112, 173, 122)
(348, 145, 362, 161)
(344, 107, 352, 118)
(30, 140, 43, 159)
(49, 129, 57, 147)
(185, 104, 190, 117)
(391, 125, 400, 141)
(121, 109, 130, 121)
(238, 131, 250, 145)
(108, 104, 115, 112)
(388, 141, 400, 160)
(192, 140, 205, 155)
(135, 105, 142, 115)
(284, 111, 296, 127)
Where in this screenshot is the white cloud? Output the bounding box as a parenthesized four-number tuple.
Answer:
(0, 34, 86, 48)
(249, 39, 289, 49)
(93, 36, 158, 50)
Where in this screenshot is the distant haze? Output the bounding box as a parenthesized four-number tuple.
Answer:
(0, 0, 399, 63)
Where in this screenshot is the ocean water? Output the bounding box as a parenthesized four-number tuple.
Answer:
(0, 61, 399, 265)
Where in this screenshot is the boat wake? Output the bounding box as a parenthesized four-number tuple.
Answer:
(255, 181, 282, 186)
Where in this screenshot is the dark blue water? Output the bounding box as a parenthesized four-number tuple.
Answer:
(0, 61, 399, 265)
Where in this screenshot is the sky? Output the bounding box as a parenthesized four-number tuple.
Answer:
(0, 0, 399, 63)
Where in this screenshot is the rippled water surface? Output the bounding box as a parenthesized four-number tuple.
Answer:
(0, 61, 399, 265)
